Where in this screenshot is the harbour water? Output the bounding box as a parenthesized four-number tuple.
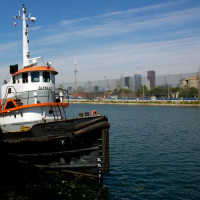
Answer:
(0, 104, 200, 199)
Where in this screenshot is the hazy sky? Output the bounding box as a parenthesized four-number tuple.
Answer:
(0, 0, 200, 83)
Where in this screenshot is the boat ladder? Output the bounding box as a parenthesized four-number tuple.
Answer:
(51, 104, 63, 120)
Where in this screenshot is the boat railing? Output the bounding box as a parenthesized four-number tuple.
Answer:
(49, 89, 67, 120)
(2, 86, 67, 119)
(2, 87, 67, 119)
(2, 87, 57, 108)
(3, 86, 19, 107)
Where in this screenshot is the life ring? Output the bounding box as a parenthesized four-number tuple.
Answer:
(0, 99, 2, 110)
(91, 110, 98, 116)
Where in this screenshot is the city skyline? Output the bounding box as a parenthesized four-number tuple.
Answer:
(63, 71, 198, 93)
(0, 0, 200, 84)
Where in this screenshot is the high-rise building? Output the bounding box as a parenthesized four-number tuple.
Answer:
(134, 73, 142, 91)
(119, 74, 125, 89)
(147, 70, 156, 89)
(94, 85, 99, 92)
(143, 77, 150, 90)
(124, 76, 131, 88)
(129, 77, 135, 91)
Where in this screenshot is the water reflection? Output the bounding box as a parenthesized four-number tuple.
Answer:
(0, 157, 109, 200)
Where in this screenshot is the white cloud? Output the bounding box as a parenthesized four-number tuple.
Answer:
(0, 42, 18, 52)
(59, 0, 188, 26)
(35, 5, 200, 48)
(49, 36, 200, 83)
(30, 25, 42, 31)
(1, 0, 200, 84)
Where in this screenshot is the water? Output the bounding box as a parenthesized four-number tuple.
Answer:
(1, 104, 200, 199)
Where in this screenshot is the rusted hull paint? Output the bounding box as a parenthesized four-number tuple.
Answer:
(0, 115, 110, 178)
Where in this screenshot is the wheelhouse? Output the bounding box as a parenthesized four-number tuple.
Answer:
(0, 65, 67, 114)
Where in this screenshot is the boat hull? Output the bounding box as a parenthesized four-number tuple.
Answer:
(0, 115, 109, 178)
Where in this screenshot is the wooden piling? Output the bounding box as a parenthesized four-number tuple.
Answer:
(101, 128, 109, 174)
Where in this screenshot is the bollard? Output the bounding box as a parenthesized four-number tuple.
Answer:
(79, 113, 83, 118)
(85, 112, 89, 117)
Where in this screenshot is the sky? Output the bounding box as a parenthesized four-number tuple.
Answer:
(0, 0, 200, 84)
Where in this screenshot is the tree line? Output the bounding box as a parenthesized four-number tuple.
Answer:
(114, 86, 199, 98)
(136, 86, 199, 98)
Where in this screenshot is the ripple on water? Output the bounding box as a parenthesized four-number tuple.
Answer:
(0, 104, 199, 200)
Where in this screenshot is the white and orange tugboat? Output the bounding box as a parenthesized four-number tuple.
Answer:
(0, 5, 109, 178)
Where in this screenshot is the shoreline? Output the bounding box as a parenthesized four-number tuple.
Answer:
(67, 100, 200, 107)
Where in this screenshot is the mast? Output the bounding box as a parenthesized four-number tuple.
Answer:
(22, 5, 29, 67)
(14, 5, 38, 68)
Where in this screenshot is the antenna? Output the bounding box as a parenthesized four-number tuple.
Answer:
(198, 68, 200, 101)
(13, 5, 37, 67)
(74, 59, 78, 98)
(122, 73, 124, 100)
(167, 74, 170, 100)
(106, 79, 109, 91)
(88, 80, 92, 99)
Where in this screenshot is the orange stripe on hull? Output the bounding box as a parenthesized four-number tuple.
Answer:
(0, 102, 68, 114)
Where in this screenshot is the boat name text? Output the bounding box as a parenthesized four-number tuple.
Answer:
(38, 86, 53, 90)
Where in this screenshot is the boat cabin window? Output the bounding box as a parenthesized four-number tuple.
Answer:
(31, 72, 40, 82)
(8, 88, 12, 94)
(13, 75, 20, 84)
(13, 76, 16, 84)
(5, 100, 16, 109)
(43, 72, 50, 82)
(51, 73, 55, 83)
(22, 72, 28, 83)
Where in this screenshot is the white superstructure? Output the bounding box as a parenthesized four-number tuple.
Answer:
(0, 5, 68, 133)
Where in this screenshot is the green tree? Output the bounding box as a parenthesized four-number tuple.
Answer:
(180, 87, 198, 98)
(136, 85, 148, 97)
(148, 86, 167, 98)
(188, 87, 198, 98)
(118, 88, 132, 93)
(170, 87, 179, 93)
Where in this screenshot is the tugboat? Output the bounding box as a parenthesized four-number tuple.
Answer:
(0, 5, 109, 178)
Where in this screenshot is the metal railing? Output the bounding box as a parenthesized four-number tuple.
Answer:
(2, 86, 67, 120)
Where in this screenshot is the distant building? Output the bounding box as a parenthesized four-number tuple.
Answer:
(134, 73, 142, 91)
(147, 70, 156, 89)
(143, 77, 150, 90)
(77, 86, 84, 92)
(67, 87, 73, 94)
(119, 74, 125, 89)
(129, 77, 135, 92)
(180, 75, 199, 89)
(94, 85, 99, 92)
(71, 92, 87, 98)
(114, 80, 120, 91)
(124, 76, 131, 88)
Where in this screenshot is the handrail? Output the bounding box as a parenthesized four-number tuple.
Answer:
(3, 86, 18, 109)
(2, 87, 67, 120)
(3, 89, 55, 105)
(51, 88, 67, 120)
